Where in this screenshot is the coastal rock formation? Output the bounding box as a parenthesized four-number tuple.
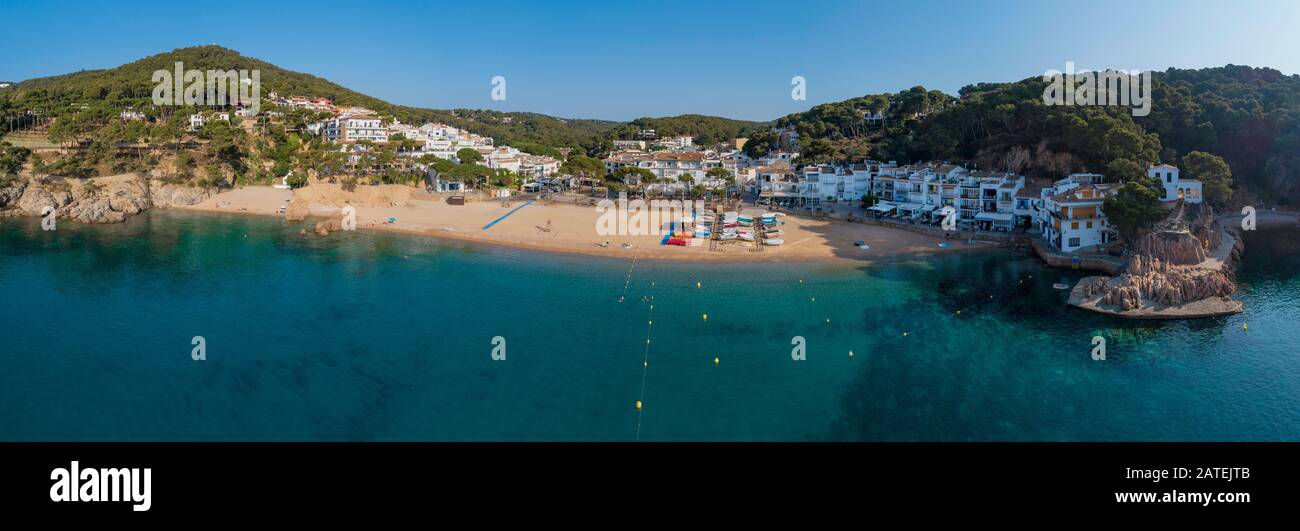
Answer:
(1132, 229, 1206, 266)
(1077, 255, 1236, 311)
(149, 181, 212, 208)
(0, 175, 210, 223)
(313, 218, 343, 236)
(1068, 202, 1243, 318)
(0, 178, 26, 209)
(14, 182, 74, 216)
(284, 200, 310, 221)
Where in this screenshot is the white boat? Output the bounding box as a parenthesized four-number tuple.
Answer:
(764, 238, 785, 246)
(1053, 282, 1072, 290)
(719, 233, 738, 241)
(764, 230, 784, 238)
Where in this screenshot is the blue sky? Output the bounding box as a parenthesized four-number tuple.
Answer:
(1, 0, 1297, 121)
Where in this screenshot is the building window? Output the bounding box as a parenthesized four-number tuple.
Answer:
(1071, 222, 1079, 230)
(1086, 221, 1093, 229)
(1068, 237, 1081, 248)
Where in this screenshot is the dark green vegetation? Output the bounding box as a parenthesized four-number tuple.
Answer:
(772, 67, 1299, 205)
(0, 46, 757, 158)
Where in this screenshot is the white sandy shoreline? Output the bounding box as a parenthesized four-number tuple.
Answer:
(176, 185, 999, 263)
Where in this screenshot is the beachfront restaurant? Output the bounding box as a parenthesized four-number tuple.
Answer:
(974, 211, 1015, 232)
(895, 202, 926, 220)
(868, 202, 897, 218)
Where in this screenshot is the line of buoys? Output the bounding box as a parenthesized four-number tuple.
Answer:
(634, 280, 657, 441)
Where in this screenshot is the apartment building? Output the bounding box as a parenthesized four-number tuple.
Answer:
(320, 115, 388, 143)
(1036, 174, 1119, 253)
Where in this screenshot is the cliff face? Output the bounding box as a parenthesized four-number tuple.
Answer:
(0, 175, 210, 223)
(1132, 229, 1206, 266)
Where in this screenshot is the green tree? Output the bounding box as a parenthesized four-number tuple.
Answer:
(1103, 178, 1166, 240)
(456, 147, 484, 164)
(0, 141, 32, 176)
(561, 155, 605, 182)
(1181, 151, 1233, 207)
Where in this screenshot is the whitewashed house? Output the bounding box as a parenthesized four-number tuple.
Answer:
(1149, 164, 1203, 204)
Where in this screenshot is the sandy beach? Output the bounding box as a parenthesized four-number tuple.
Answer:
(182, 185, 995, 262)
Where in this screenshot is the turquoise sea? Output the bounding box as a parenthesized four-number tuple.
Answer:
(1, 210, 1298, 441)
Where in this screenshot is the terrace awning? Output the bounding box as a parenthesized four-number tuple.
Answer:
(869, 203, 897, 213)
(974, 212, 1014, 222)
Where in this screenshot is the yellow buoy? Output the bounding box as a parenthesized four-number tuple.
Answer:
(643, 360, 648, 368)
(956, 310, 961, 315)
(902, 332, 909, 337)
(696, 281, 702, 289)
(848, 350, 854, 358)
(713, 356, 719, 366)
(635, 400, 642, 410)
(811, 297, 816, 302)
(1243, 323, 1248, 331)
(826, 318, 831, 323)
(703, 313, 708, 321)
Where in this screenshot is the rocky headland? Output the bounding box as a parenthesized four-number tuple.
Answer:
(1068, 202, 1244, 319)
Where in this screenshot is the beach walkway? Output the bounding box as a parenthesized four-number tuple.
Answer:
(481, 200, 535, 231)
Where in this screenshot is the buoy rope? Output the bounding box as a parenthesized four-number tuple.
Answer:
(634, 280, 656, 442)
(619, 253, 638, 302)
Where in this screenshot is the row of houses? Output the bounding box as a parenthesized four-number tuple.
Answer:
(601, 148, 801, 193)
(756, 161, 1030, 232)
(749, 159, 1203, 253)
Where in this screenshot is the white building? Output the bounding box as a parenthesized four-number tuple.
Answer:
(320, 115, 388, 143)
(603, 151, 710, 187)
(1149, 164, 1202, 204)
(1036, 174, 1120, 253)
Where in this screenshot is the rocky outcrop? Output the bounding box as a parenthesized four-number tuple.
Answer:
(0, 175, 210, 223)
(284, 199, 310, 221)
(149, 181, 211, 208)
(0, 178, 26, 209)
(1132, 229, 1206, 266)
(313, 217, 344, 237)
(1077, 255, 1236, 311)
(1067, 202, 1244, 318)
